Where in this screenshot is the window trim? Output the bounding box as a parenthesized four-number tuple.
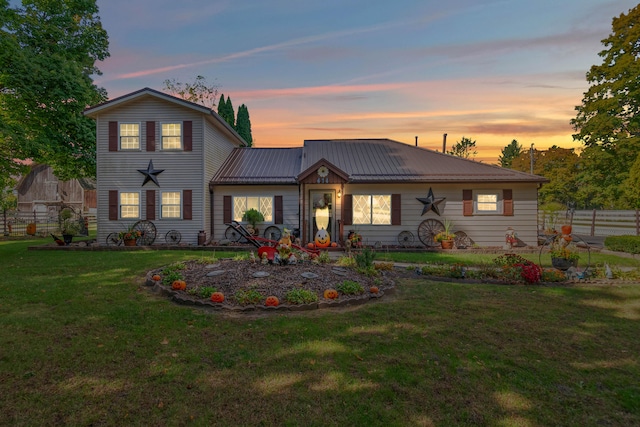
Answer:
(232, 196, 274, 224)
(160, 122, 183, 150)
(119, 191, 141, 219)
(160, 190, 182, 219)
(119, 122, 141, 150)
(474, 191, 502, 215)
(352, 194, 392, 225)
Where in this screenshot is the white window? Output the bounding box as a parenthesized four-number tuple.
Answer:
(161, 123, 182, 150)
(119, 123, 140, 150)
(476, 193, 500, 213)
(120, 192, 139, 219)
(233, 196, 273, 223)
(353, 195, 391, 225)
(161, 191, 181, 218)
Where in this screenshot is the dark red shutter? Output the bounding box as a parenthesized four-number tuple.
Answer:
(183, 190, 192, 220)
(108, 190, 118, 220)
(274, 195, 283, 224)
(391, 194, 401, 225)
(108, 122, 118, 152)
(146, 121, 155, 152)
(503, 189, 513, 216)
(463, 189, 473, 216)
(343, 194, 353, 225)
(223, 195, 232, 223)
(146, 190, 156, 220)
(183, 121, 192, 151)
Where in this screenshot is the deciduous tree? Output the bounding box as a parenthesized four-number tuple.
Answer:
(0, 0, 109, 181)
(162, 75, 218, 110)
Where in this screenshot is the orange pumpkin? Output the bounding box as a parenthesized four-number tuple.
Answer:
(307, 242, 315, 249)
(330, 242, 338, 247)
(171, 280, 187, 290)
(152, 274, 161, 281)
(561, 225, 572, 235)
(265, 296, 279, 307)
(323, 289, 338, 299)
(26, 223, 37, 236)
(369, 286, 379, 294)
(211, 292, 225, 303)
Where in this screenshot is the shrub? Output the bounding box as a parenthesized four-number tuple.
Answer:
(493, 254, 541, 284)
(234, 289, 264, 305)
(337, 280, 365, 295)
(541, 268, 566, 282)
(198, 286, 218, 299)
(285, 288, 318, 304)
(374, 262, 394, 271)
(354, 247, 376, 269)
(336, 255, 356, 268)
(421, 263, 465, 278)
(317, 251, 331, 264)
(161, 270, 183, 286)
(605, 235, 640, 254)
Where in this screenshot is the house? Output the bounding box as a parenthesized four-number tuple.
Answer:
(85, 88, 546, 247)
(84, 88, 246, 246)
(16, 164, 96, 217)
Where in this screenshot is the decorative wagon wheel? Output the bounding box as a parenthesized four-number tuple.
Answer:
(263, 226, 282, 243)
(105, 232, 122, 246)
(224, 226, 242, 242)
(397, 230, 415, 247)
(133, 220, 157, 245)
(417, 219, 445, 247)
(165, 230, 182, 245)
(453, 231, 472, 249)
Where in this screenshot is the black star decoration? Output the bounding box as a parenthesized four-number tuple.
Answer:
(416, 187, 446, 216)
(137, 160, 164, 187)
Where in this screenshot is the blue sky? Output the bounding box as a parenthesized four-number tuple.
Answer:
(92, 0, 639, 162)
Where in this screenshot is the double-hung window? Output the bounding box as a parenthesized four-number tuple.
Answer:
(161, 123, 182, 150)
(119, 123, 140, 150)
(352, 195, 391, 225)
(120, 192, 140, 219)
(476, 193, 500, 213)
(233, 196, 273, 223)
(161, 191, 181, 218)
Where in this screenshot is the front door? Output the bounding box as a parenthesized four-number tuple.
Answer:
(309, 191, 335, 243)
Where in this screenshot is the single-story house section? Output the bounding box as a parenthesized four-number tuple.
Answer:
(85, 88, 546, 247)
(210, 139, 547, 247)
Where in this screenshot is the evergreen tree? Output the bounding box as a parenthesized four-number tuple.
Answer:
(236, 104, 253, 146)
(225, 96, 236, 129)
(498, 139, 523, 168)
(217, 94, 226, 120)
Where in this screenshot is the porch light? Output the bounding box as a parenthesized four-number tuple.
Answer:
(337, 189, 342, 198)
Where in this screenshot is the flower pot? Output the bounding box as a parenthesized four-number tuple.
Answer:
(440, 240, 454, 249)
(552, 257, 577, 271)
(62, 234, 73, 245)
(124, 238, 137, 247)
(561, 225, 572, 235)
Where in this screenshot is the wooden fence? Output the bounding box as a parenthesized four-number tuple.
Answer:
(539, 209, 640, 237)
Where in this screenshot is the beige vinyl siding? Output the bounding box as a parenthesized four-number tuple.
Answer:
(95, 97, 205, 245)
(203, 118, 239, 241)
(211, 185, 300, 241)
(340, 183, 539, 247)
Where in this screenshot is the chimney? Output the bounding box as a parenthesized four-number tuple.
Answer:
(442, 133, 448, 153)
(415, 136, 418, 147)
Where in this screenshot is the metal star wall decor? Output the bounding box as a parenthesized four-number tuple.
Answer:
(416, 187, 446, 216)
(137, 160, 164, 187)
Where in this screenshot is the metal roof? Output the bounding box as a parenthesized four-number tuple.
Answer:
(211, 147, 303, 184)
(210, 139, 547, 185)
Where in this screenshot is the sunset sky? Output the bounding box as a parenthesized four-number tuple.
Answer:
(92, 0, 639, 163)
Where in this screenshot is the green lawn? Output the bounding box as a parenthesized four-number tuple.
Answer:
(1, 239, 639, 426)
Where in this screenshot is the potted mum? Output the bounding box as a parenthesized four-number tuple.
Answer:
(119, 224, 142, 246)
(59, 208, 81, 245)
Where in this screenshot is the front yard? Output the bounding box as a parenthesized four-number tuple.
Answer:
(1, 238, 639, 426)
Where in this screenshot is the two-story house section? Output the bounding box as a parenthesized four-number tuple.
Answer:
(84, 88, 246, 246)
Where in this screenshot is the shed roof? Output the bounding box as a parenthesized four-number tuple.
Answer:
(211, 139, 546, 185)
